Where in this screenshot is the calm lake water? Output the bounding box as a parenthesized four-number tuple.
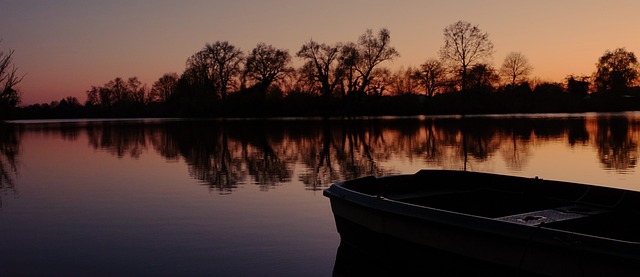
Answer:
(1, 113, 640, 276)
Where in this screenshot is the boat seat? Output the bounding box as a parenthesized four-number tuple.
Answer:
(495, 205, 609, 226)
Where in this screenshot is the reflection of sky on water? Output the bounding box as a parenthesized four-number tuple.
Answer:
(1, 128, 338, 276)
(2, 113, 640, 275)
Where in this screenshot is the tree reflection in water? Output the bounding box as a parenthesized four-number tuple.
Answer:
(4, 113, 640, 195)
(594, 115, 638, 172)
(0, 123, 20, 207)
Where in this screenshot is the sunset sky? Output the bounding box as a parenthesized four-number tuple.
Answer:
(2, 0, 639, 105)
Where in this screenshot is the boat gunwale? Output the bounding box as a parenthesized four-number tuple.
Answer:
(323, 170, 640, 249)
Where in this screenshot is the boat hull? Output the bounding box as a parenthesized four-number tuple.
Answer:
(324, 170, 640, 276)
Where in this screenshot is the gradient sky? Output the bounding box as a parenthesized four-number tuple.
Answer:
(2, 0, 640, 105)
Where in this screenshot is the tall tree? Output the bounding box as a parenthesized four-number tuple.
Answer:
(593, 47, 640, 94)
(0, 42, 24, 119)
(336, 42, 359, 98)
(244, 43, 293, 94)
(499, 52, 532, 87)
(205, 41, 244, 102)
(413, 58, 446, 98)
(353, 28, 399, 95)
(439, 21, 494, 91)
(184, 50, 215, 96)
(296, 40, 343, 101)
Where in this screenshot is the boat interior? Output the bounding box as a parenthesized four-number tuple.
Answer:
(340, 170, 640, 242)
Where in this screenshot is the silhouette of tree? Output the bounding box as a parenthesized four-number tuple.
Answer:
(389, 66, 420, 95)
(85, 77, 147, 112)
(126, 77, 146, 104)
(291, 63, 317, 94)
(169, 53, 220, 116)
(467, 63, 499, 91)
(149, 72, 179, 103)
(439, 21, 494, 91)
(594, 47, 640, 94)
(296, 40, 343, 103)
(280, 68, 311, 95)
(1, 41, 24, 119)
(336, 42, 359, 98)
(350, 28, 400, 96)
(17, 26, 640, 118)
(63, 96, 81, 106)
(108, 77, 145, 105)
(566, 75, 590, 97)
(413, 58, 446, 98)
(85, 85, 108, 107)
(499, 52, 532, 87)
(244, 43, 293, 96)
(49, 96, 83, 118)
(184, 50, 216, 96)
(533, 81, 564, 95)
(367, 67, 392, 96)
(105, 77, 128, 105)
(204, 41, 244, 102)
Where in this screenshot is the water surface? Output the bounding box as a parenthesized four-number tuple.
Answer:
(1, 113, 640, 276)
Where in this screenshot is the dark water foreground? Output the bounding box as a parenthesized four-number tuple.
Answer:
(1, 113, 640, 276)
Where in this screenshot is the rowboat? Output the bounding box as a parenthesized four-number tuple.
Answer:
(323, 170, 640, 276)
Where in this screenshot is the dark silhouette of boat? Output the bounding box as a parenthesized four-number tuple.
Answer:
(324, 170, 640, 276)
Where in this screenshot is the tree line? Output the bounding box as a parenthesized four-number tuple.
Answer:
(5, 20, 640, 120)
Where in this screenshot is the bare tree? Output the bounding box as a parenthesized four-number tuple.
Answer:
(280, 68, 310, 95)
(1, 42, 24, 118)
(85, 76, 147, 107)
(184, 51, 215, 96)
(413, 58, 447, 98)
(297, 61, 322, 95)
(389, 66, 420, 95)
(127, 77, 146, 104)
(499, 52, 533, 86)
(367, 67, 392, 96)
(337, 42, 359, 98)
(353, 28, 400, 95)
(149, 72, 179, 103)
(334, 29, 399, 98)
(244, 42, 293, 94)
(296, 39, 343, 101)
(107, 77, 128, 105)
(86, 85, 107, 107)
(439, 21, 494, 91)
(205, 41, 244, 102)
